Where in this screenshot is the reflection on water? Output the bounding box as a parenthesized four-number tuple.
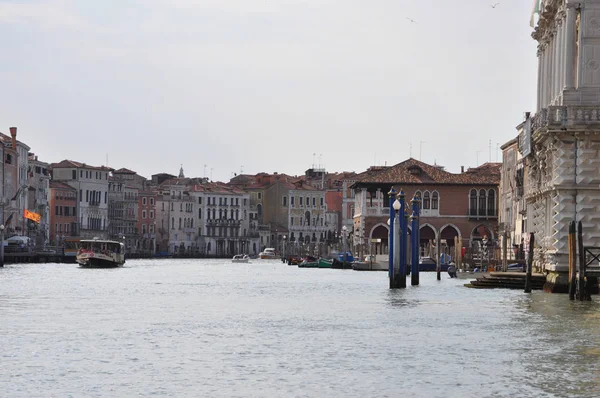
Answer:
(1, 259, 600, 397)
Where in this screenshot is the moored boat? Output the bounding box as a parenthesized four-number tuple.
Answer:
(352, 255, 387, 271)
(258, 248, 278, 259)
(232, 254, 250, 263)
(286, 255, 302, 265)
(298, 256, 318, 268)
(318, 258, 333, 268)
(76, 238, 125, 268)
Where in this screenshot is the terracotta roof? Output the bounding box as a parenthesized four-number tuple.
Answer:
(50, 159, 113, 171)
(49, 181, 76, 190)
(114, 167, 137, 174)
(354, 158, 500, 186)
(192, 181, 246, 194)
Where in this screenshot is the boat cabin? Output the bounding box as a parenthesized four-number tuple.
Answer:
(79, 239, 124, 254)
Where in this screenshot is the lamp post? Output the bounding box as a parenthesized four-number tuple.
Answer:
(0, 224, 5, 267)
(342, 225, 348, 265)
(282, 235, 287, 263)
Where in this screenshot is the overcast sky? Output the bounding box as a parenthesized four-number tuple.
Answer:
(0, 0, 538, 181)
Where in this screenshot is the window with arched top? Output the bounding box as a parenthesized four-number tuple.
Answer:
(305, 211, 311, 226)
(478, 189, 487, 216)
(423, 191, 431, 209)
(414, 191, 422, 200)
(487, 189, 496, 216)
(431, 191, 439, 210)
(469, 189, 477, 216)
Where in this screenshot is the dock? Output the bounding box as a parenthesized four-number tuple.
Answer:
(464, 272, 546, 290)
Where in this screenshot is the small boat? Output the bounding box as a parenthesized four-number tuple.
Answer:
(259, 248, 278, 259)
(76, 238, 125, 268)
(286, 255, 302, 265)
(318, 258, 333, 268)
(298, 256, 319, 268)
(232, 254, 250, 263)
(352, 255, 387, 271)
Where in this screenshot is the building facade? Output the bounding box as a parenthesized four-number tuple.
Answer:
(50, 160, 111, 239)
(352, 159, 501, 262)
(521, 0, 600, 290)
(27, 154, 50, 246)
(48, 181, 78, 244)
(138, 191, 157, 255)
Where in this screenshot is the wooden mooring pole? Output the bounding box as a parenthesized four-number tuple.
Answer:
(524, 233, 534, 293)
(577, 221, 590, 301)
(568, 221, 576, 300)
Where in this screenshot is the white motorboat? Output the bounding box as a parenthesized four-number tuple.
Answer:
(76, 238, 125, 268)
(258, 248, 278, 259)
(352, 255, 388, 271)
(232, 254, 250, 263)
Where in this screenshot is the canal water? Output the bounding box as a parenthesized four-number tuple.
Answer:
(1, 259, 599, 398)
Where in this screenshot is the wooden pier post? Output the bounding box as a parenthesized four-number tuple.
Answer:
(410, 196, 420, 286)
(388, 188, 395, 283)
(502, 232, 508, 272)
(436, 232, 441, 281)
(524, 233, 534, 293)
(568, 221, 576, 300)
(577, 221, 588, 301)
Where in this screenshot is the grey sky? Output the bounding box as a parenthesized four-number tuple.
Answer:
(0, 0, 537, 181)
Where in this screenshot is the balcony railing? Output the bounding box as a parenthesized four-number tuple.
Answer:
(89, 200, 101, 207)
(366, 206, 388, 216)
(468, 208, 498, 220)
(532, 105, 600, 130)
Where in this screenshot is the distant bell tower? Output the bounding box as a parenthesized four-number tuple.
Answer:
(524, 0, 600, 288)
(178, 164, 185, 178)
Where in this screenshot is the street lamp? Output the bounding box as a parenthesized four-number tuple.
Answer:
(342, 225, 348, 264)
(282, 235, 287, 263)
(0, 224, 4, 267)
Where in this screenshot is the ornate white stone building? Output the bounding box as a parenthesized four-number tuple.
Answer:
(523, 0, 600, 289)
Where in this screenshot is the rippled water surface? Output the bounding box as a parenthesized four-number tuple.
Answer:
(2, 259, 600, 397)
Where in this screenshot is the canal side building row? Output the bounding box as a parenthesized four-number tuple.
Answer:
(0, 125, 503, 259)
(499, 0, 600, 291)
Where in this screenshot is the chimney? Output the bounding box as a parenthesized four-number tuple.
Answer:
(461, 166, 464, 173)
(9, 127, 17, 149)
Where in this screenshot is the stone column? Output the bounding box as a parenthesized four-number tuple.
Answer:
(537, 46, 544, 112)
(544, 42, 550, 107)
(552, 32, 558, 104)
(565, 6, 576, 89)
(540, 45, 546, 109)
(556, 21, 564, 95)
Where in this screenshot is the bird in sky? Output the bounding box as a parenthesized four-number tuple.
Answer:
(406, 17, 417, 23)
(490, 2, 500, 8)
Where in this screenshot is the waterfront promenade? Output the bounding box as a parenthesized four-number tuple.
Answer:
(1, 259, 599, 397)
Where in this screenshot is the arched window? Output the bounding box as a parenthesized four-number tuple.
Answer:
(469, 189, 477, 216)
(305, 211, 311, 226)
(487, 189, 496, 216)
(414, 190, 422, 200)
(478, 189, 487, 216)
(423, 192, 431, 209)
(431, 191, 439, 210)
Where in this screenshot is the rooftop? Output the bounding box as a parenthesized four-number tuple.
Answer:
(353, 158, 500, 186)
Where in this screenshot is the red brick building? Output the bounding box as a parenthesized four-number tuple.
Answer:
(351, 159, 501, 257)
(48, 181, 78, 244)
